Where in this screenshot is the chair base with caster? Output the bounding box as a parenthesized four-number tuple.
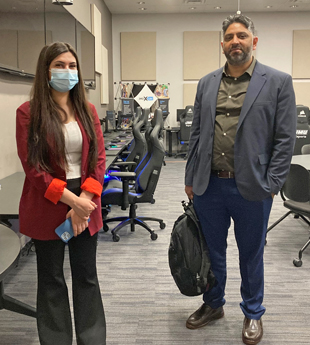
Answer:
(103, 204, 166, 242)
(293, 237, 310, 267)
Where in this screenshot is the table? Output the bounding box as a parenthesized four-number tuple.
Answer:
(0, 224, 36, 317)
(291, 154, 310, 170)
(164, 127, 180, 157)
(104, 130, 133, 157)
(0, 172, 24, 226)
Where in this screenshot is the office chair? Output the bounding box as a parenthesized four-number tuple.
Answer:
(101, 108, 166, 242)
(293, 105, 310, 155)
(106, 107, 150, 182)
(119, 107, 150, 169)
(104, 108, 152, 190)
(266, 164, 310, 267)
(174, 105, 194, 159)
(301, 144, 310, 155)
(121, 108, 150, 167)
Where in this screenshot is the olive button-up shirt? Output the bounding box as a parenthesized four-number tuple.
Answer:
(212, 58, 256, 172)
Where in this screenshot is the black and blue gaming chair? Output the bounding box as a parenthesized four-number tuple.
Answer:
(101, 108, 166, 242)
(175, 105, 194, 159)
(104, 107, 151, 190)
(121, 107, 150, 168)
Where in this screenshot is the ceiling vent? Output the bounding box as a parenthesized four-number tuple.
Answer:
(184, 0, 205, 4)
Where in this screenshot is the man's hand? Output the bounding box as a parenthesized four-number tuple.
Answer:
(185, 185, 194, 200)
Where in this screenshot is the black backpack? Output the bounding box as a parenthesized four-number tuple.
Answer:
(168, 200, 216, 296)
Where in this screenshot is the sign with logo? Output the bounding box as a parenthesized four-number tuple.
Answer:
(134, 84, 158, 108)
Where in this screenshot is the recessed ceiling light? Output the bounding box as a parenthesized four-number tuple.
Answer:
(290, 5, 298, 7)
(190, 7, 196, 10)
(266, 5, 272, 9)
(214, 6, 221, 9)
(139, 7, 147, 10)
(137, 1, 145, 4)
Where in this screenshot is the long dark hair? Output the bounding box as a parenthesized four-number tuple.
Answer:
(28, 42, 98, 173)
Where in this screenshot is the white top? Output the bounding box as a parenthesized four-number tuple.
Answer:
(63, 121, 82, 179)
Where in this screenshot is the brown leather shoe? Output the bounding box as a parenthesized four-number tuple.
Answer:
(242, 317, 263, 345)
(186, 304, 224, 329)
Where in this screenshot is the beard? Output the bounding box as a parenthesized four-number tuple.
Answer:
(223, 44, 252, 66)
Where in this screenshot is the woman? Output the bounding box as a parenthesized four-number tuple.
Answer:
(16, 42, 106, 345)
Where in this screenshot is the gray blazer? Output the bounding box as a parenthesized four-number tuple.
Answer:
(185, 61, 297, 201)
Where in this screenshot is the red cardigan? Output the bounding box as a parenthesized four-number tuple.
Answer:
(16, 101, 106, 240)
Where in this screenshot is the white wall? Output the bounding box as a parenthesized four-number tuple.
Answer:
(112, 11, 310, 128)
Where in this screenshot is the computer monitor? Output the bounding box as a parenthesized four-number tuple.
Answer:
(105, 111, 116, 133)
(177, 109, 185, 122)
(117, 113, 133, 130)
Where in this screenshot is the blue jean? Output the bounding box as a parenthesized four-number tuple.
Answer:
(194, 175, 273, 320)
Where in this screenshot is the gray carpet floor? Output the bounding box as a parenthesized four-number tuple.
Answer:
(1, 159, 310, 344)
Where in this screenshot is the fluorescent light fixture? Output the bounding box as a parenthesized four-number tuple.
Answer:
(52, 0, 73, 5)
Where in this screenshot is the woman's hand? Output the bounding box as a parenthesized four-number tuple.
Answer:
(66, 209, 89, 237)
(71, 196, 97, 220)
(60, 188, 97, 220)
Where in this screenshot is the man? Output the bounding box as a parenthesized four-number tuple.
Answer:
(184, 14, 296, 345)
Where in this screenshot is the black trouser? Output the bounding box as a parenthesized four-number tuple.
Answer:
(33, 179, 106, 345)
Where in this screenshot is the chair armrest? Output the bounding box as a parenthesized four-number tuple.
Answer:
(121, 150, 131, 155)
(112, 161, 137, 167)
(110, 171, 136, 179)
(109, 161, 137, 172)
(109, 172, 136, 210)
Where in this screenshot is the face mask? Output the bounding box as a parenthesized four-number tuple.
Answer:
(49, 68, 79, 92)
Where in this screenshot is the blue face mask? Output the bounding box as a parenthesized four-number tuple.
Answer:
(49, 68, 79, 92)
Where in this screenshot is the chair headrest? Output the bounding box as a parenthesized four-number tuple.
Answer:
(133, 107, 142, 126)
(185, 105, 194, 113)
(297, 105, 310, 124)
(142, 108, 150, 125)
(151, 108, 164, 130)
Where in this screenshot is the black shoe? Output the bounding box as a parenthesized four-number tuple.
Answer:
(186, 304, 224, 329)
(242, 317, 263, 345)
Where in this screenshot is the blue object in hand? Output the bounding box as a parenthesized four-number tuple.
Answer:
(55, 218, 74, 243)
(55, 218, 91, 243)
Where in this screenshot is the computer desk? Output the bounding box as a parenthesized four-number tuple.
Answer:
(104, 131, 133, 157)
(0, 224, 36, 317)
